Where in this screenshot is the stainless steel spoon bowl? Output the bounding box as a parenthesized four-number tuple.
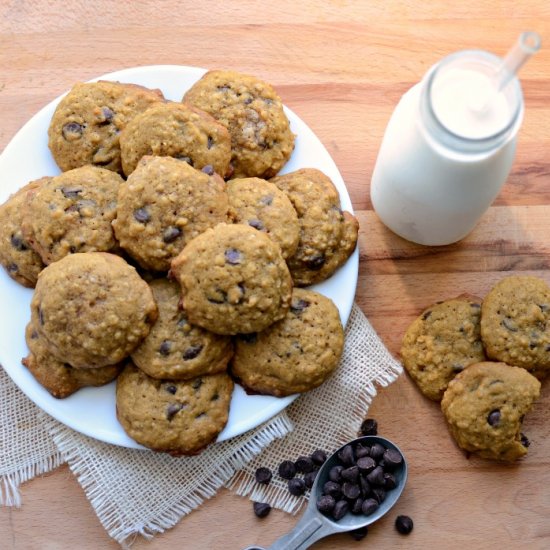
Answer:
(243, 435, 408, 550)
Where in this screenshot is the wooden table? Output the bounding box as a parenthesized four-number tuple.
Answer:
(1, 1, 549, 548)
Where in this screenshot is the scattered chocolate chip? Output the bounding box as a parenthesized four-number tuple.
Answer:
(305, 254, 325, 270)
(501, 318, 518, 332)
(61, 187, 82, 199)
(30, 330, 39, 340)
(248, 219, 264, 231)
(288, 478, 306, 497)
(101, 106, 114, 123)
(62, 122, 83, 140)
(7, 262, 18, 273)
(383, 449, 403, 470)
(133, 207, 150, 224)
(165, 384, 177, 395)
(255, 467, 272, 485)
(338, 444, 355, 466)
(355, 444, 370, 459)
(383, 472, 397, 490)
(329, 465, 344, 483)
(521, 433, 530, 447)
(342, 482, 361, 500)
(341, 465, 360, 483)
(225, 248, 241, 265)
(359, 418, 378, 436)
(323, 481, 342, 500)
(278, 460, 296, 480)
(366, 466, 385, 487)
(38, 307, 45, 326)
(295, 456, 315, 474)
(395, 515, 414, 535)
(202, 164, 215, 175)
(239, 332, 257, 344)
(183, 344, 203, 360)
(369, 443, 385, 462)
(260, 195, 273, 206)
(349, 526, 368, 541)
(372, 487, 386, 504)
(361, 498, 379, 516)
(10, 234, 26, 251)
(191, 378, 203, 390)
(421, 310, 432, 320)
(207, 136, 214, 149)
(177, 155, 194, 166)
(311, 449, 327, 465)
(290, 299, 310, 315)
(332, 500, 349, 521)
(357, 456, 376, 473)
(351, 497, 364, 515)
(159, 340, 172, 356)
(317, 495, 336, 515)
(304, 471, 317, 489)
(487, 409, 501, 427)
(253, 502, 271, 518)
(163, 226, 182, 243)
(166, 403, 182, 421)
(217, 85, 231, 92)
(244, 97, 253, 105)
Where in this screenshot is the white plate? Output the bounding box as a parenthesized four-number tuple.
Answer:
(0, 65, 358, 449)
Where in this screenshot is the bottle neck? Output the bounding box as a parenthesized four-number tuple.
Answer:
(420, 50, 524, 154)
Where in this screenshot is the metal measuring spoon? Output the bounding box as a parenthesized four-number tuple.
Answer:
(243, 435, 407, 550)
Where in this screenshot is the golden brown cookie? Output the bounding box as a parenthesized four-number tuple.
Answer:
(270, 168, 358, 286)
(48, 81, 163, 173)
(441, 362, 540, 461)
(112, 156, 230, 272)
(116, 363, 233, 455)
(0, 178, 48, 287)
(31, 252, 158, 368)
(170, 223, 292, 335)
(227, 177, 299, 259)
(131, 279, 233, 380)
(481, 276, 550, 377)
(183, 70, 295, 178)
(119, 101, 232, 177)
(21, 166, 122, 264)
(230, 289, 344, 396)
(22, 322, 122, 399)
(401, 297, 486, 401)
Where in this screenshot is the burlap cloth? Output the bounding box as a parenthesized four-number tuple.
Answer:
(0, 303, 402, 546)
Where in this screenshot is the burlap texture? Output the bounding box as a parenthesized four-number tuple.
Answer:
(0, 303, 402, 545)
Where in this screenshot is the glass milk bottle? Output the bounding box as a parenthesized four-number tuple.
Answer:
(370, 35, 539, 246)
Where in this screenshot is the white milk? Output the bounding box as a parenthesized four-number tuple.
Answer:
(370, 51, 524, 246)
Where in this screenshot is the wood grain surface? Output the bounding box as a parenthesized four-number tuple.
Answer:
(1, 1, 550, 548)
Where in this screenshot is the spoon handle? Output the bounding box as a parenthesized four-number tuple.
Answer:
(266, 510, 335, 550)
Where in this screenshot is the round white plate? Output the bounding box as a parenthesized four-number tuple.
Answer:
(0, 65, 358, 449)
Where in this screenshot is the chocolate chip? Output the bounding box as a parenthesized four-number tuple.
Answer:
(395, 515, 414, 535)
(260, 195, 273, 206)
(338, 444, 355, 466)
(217, 85, 231, 92)
(100, 107, 114, 123)
(290, 299, 310, 315)
(351, 497, 364, 515)
(278, 460, 296, 480)
(341, 466, 360, 483)
(384, 472, 397, 490)
(159, 340, 172, 356)
(361, 498, 379, 516)
(305, 254, 325, 270)
(253, 502, 271, 518)
(30, 330, 39, 340)
(366, 466, 385, 487)
(304, 471, 317, 489)
(7, 262, 18, 273)
(317, 495, 335, 514)
(191, 378, 203, 390)
(238, 332, 257, 344)
(244, 97, 253, 105)
(163, 226, 182, 243)
(166, 403, 182, 421)
(248, 219, 264, 231)
(372, 487, 386, 504)
(342, 482, 361, 500)
(207, 136, 214, 149)
(355, 444, 370, 459)
(10, 234, 27, 251)
(332, 500, 349, 521)
(62, 122, 83, 140)
(255, 467, 272, 485)
(359, 475, 371, 497)
(357, 456, 376, 473)
(521, 433, 530, 447)
(133, 207, 150, 223)
(501, 318, 518, 332)
(295, 456, 315, 473)
(288, 478, 306, 497)
(61, 187, 82, 199)
(349, 526, 368, 541)
(329, 465, 343, 483)
(359, 418, 378, 436)
(421, 310, 432, 320)
(369, 443, 385, 462)
(201, 164, 215, 175)
(165, 384, 177, 395)
(225, 248, 241, 265)
(323, 481, 342, 500)
(378, 459, 386, 470)
(38, 307, 45, 326)
(177, 155, 194, 166)
(382, 448, 403, 470)
(311, 449, 327, 465)
(487, 409, 501, 427)
(452, 363, 464, 372)
(183, 344, 203, 360)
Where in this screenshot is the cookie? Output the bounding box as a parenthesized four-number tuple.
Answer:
(48, 81, 163, 173)
(183, 70, 295, 179)
(31, 252, 158, 368)
(401, 297, 486, 401)
(112, 156, 230, 272)
(119, 101, 232, 177)
(481, 276, 550, 377)
(227, 177, 299, 259)
(0, 178, 48, 287)
(21, 166, 122, 264)
(170, 223, 292, 335)
(116, 363, 233, 455)
(270, 168, 359, 286)
(231, 288, 344, 396)
(441, 362, 540, 461)
(22, 322, 122, 398)
(131, 279, 233, 380)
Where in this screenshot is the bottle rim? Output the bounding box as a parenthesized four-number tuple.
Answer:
(422, 49, 524, 153)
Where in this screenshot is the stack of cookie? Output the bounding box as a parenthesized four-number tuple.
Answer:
(0, 69, 359, 455)
(401, 275, 549, 462)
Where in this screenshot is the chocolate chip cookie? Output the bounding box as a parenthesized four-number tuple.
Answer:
(116, 363, 233, 455)
(21, 166, 122, 264)
(31, 252, 158, 368)
(183, 70, 295, 178)
(48, 81, 163, 173)
(112, 156, 230, 272)
(401, 297, 486, 401)
(441, 362, 540, 461)
(170, 223, 292, 335)
(131, 279, 233, 380)
(119, 101, 232, 177)
(0, 178, 48, 287)
(227, 177, 299, 259)
(270, 168, 359, 286)
(230, 288, 344, 396)
(22, 322, 122, 398)
(481, 276, 550, 377)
